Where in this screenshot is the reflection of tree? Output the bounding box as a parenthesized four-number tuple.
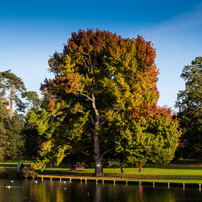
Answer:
(2, 180, 201, 201)
(139, 186, 143, 201)
(27, 180, 65, 202)
(94, 183, 102, 202)
(125, 185, 139, 202)
(141, 186, 174, 202)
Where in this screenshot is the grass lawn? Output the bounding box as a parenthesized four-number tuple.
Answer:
(0, 160, 35, 167)
(0, 160, 202, 184)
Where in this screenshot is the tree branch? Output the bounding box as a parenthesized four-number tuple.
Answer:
(80, 57, 91, 73)
(101, 147, 115, 159)
(88, 113, 95, 125)
(88, 53, 94, 74)
(103, 124, 113, 136)
(99, 104, 118, 126)
(75, 91, 93, 101)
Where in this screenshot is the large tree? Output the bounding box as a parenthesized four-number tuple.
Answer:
(29, 29, 180, 176)
(176, 57, 202, 158)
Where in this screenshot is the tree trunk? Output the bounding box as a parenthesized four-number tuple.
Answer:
(9, 86, 14, 120)
(94, 133, 103, 176)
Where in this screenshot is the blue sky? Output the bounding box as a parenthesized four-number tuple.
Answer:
(0, 0, 202, 111)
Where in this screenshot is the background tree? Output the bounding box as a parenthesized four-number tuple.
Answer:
(0, 96, 25, 160)
(0, 70, 41, 160)
(29, 29, 180, 176)
(0, 97, 9, 161)
(25, 91, 42, 110)
(1, 70, 26, 119)
(175, 57, 202, 158)
(5, 112, 25, 160)
(115, 104, 181, 166)
(22, 120, 44, 159)
(0, 73, 9, 160)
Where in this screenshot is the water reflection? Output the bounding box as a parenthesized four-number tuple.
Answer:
(139, 185, 143, 201)
(0, 179, 202, 202)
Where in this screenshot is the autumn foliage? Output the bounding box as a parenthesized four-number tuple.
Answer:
(29, 29, 181, 173)
(131, 103, 172, 122)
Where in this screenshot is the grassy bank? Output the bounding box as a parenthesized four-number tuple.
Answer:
(1, 160, 202, 184)
(38, 166, 202, 184)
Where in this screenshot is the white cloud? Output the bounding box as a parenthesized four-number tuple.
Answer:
(141, 3, 202, 40)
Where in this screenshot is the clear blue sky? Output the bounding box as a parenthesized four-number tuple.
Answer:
(1, 0, 202, 111)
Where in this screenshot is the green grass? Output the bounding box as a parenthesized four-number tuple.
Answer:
(36, 165, 202, 184)
(0, 160, 34, 167)
(1, 160, 202, 184)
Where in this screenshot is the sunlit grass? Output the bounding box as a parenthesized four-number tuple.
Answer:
(1, 159, 202, 184)
(0, 160, 35, 167)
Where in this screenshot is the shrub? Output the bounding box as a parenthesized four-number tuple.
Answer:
(0, 167, 38, 179)
(0, 168, 23, 179)
(22, 167, 38, 178)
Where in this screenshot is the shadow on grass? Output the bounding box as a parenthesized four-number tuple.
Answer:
(159, 166, 202, 170)
(37, 169, 94, 176)
(171, 159, 202, 164)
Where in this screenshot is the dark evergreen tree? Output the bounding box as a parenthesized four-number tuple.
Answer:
(5, 112, 25, 160)
(176, 57, 202, 158)
(0, 98, 9, 161)
(25, 91, 42, 110)
(22, 121, 43, 159)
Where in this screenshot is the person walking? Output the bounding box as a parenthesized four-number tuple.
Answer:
(20, 162, 24, 170)
(17, 163, 20, 171)
(138, 163, 142, 172)
(120, 163, 124, 173)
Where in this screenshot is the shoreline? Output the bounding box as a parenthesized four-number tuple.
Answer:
(36, 174, 202, 190)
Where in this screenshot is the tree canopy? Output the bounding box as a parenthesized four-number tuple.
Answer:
(176, 57, 202, 158)
(29, 29, 181, 176)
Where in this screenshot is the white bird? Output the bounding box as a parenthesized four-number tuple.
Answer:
(3, 184, 11, 188)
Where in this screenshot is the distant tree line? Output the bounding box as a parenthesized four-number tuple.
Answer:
(0, 70, 42, 161)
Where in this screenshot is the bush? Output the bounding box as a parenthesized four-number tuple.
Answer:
(0, 168, 24, 179)
(0, 167, 38, 179)
(22, 167, 38, 178)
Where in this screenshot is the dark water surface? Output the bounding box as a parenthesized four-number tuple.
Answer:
(0, 179, 202, 202)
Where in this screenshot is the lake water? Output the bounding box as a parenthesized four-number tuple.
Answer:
(0, 178, 202, 202)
